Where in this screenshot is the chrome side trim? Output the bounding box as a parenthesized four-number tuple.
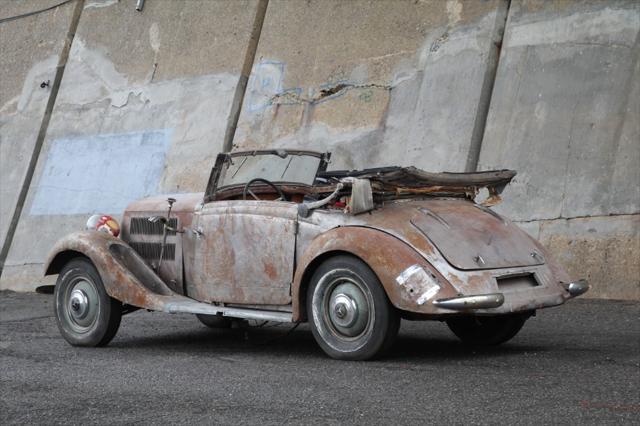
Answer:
(163, 298, 293, 322)
(563, 279, 589, 297)
(432, 293, 504, 310)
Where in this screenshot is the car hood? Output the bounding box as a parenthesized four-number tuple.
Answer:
(122, 193, 204, 240)
(342, 198, 544, 271)
(124, 192, 204, 214)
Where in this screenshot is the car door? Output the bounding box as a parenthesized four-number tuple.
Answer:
(188, 199, 297, 305)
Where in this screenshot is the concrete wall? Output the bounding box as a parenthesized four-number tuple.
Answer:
(479, 0, 639, 299)
(235, 0, 508, 172)
(0, 0, 78, 259)
(0, 0, 638, 300)
(0, 0, 259, 289)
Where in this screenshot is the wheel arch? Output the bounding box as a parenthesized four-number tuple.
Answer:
(292, 226, 457, 322)
(295, 249, 364, 322)
(45, 249, 89, 276)
(37, 249, 90, 294)
(43, 231, 176, 310)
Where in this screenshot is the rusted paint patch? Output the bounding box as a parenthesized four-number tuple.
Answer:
(44, 231, 176, 310)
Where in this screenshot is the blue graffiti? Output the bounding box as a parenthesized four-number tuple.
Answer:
(246, 60, 285, 112)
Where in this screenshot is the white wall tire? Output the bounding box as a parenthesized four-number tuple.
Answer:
(307, 255, 399, 360)
(54, 258, 122, 347)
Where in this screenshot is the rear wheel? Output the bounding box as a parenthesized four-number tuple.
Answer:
(54, 258, 122, 347)
(446, 312, 531, 346)
(307, 255, 400, 360)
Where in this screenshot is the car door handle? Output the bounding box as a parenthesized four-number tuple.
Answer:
(191, 227, 204, 239)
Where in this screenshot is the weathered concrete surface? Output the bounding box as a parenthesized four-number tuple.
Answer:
(0, 0, 638, 301)
(478, 0, 640, 299)
(235, 0, 508, 172)
(2, 292, 639, 424)
(517, 215, 639, 300)
(0, 0, 259, 291)
(0, 0, 77, 257)
(479, 0, 639, 221)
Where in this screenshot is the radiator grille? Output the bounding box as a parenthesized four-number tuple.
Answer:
(129, 242, 176, 261)
(130, 217, 177, 235)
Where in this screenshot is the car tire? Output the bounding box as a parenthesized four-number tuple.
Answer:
(196, 314, 232, 329)
(446, 312, 531, 346)
(54, 258, 122, 347)
(307, 255, 400, 360)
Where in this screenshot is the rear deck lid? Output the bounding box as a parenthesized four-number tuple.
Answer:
(410, 199, 544, 270)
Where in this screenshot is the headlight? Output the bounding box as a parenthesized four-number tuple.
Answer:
(86, 214, 120, 237)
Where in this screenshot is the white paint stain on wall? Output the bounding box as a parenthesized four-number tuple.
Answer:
(149, 23, 161, 53)
(506, 7, 639, 48)
(84, 0, 119, 10)
(446, 0, 463, 26)
(52, 36, 240, 192)
(30, 129, 172, 215)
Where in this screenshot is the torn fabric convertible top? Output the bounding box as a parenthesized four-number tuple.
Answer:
(318, 167, 516, 201)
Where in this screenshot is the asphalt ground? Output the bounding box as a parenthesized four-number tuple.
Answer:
(1, 291, 638, 425)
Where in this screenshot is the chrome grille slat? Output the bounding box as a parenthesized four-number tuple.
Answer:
(129, 242, 176, 261)
(130, 217, 177, 236)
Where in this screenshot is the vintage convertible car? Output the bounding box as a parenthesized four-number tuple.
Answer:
(43, 149, 588, 360)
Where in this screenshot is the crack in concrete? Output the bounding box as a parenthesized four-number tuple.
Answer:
(269, 82, 392, 106)
(430, 32, 449, 52)
(514, 212, 639, 224)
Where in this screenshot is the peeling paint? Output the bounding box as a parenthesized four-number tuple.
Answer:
(395, 264, 441, 305)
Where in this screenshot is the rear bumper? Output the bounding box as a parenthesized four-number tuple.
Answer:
(431, 279, 589, 313)
(432, 293, 504, 310)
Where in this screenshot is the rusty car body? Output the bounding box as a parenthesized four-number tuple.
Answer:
(44, 149, 588, 360)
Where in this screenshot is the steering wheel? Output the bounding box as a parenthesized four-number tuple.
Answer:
(242, 178, 287, 201)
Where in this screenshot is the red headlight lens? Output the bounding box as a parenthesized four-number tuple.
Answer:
(86, 214, 120, 237)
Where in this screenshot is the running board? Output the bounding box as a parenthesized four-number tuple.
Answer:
(162, 297, 293, 323)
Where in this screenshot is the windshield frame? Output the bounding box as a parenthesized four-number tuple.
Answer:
(204, 149, 330, 202)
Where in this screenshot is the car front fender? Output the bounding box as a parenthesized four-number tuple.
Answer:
(291, 226, 459, 321)
(44, 231, 176, 310)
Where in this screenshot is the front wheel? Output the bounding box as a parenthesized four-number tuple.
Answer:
(54, 258, 122, 347)
(446, 312, 531, 346)
(307, 255, 400, 360)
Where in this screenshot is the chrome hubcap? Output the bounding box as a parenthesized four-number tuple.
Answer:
(64, 278, 99, 332)
(326, 281, 369, 338)
(330, 293, 357, 328)
(69, 289, 89, 320)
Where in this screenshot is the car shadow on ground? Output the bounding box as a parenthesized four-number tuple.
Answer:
(108, 320, 550, 362)
(388, 335, 548, 362)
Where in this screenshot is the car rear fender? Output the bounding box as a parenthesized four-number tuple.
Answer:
(291, 226, 459, 321)
(44, 231, 176, 310)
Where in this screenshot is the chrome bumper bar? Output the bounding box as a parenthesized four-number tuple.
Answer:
(563, 279, 589, 297)
(432, 279, 588, 311)
(432, 293, 504, 311)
